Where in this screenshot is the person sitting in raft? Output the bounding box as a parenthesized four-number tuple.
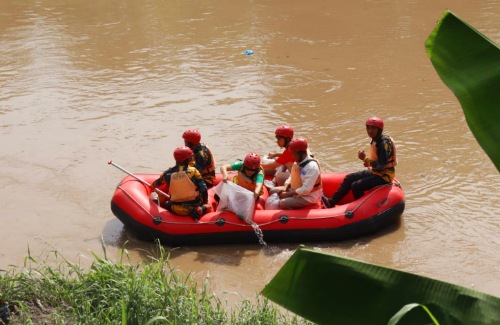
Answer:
(220, 153, 265, 200)
(150, 146, 211, 220)
(324, 117, 397, 208)
(261, 125, 295, 187)
(268, 138, 323, 209)
(182, 129, 216, 189)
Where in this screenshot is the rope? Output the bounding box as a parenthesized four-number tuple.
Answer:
(116, 182, 398, 229)
(117, 185, 245, 226)
(350, 183, 394, 213)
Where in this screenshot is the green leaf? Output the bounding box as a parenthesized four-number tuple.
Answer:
(388, 303, 440, 325)
(121, 298, 127, 325)
(144, 316, 168, 325)
(261, 248, 500, 325)
(425, 11, 500, 172)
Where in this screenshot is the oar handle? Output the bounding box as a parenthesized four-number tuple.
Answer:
(108, 160, 170, 199)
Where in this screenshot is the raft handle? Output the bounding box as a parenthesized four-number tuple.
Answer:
(279, 215, 289, 224)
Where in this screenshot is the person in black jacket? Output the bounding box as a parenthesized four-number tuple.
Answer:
(325, 117, 397, 207)
(182, 129, 216, 188)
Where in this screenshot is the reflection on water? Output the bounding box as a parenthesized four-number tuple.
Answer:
(1, 0, 499, 300)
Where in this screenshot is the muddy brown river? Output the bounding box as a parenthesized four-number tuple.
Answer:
(1, 0, 499, 305)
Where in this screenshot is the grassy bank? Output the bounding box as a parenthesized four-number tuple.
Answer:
(0, 244, 309, 325)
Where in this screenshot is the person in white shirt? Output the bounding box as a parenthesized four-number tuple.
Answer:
(269, 138, 323, 210)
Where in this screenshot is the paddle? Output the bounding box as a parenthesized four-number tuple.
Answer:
(108, 160, 170, 199)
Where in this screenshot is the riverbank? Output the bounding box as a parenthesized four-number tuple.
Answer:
(0, 244, 309, 324)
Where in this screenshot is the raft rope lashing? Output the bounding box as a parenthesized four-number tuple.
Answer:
(116, 182, 399, 228)
(117, 184, 268, 245)
(117, 185, 270, 227)
(118, 185, 155, 220)
(349, 183, 394, 214)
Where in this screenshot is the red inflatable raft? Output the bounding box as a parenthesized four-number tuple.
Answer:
(110, 173, 404, 245)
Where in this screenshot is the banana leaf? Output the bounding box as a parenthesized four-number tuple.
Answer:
(425, 11, 500, 172)
(261, 248, 500, 325)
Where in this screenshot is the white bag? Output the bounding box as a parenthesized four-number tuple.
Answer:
(213, 181, 256, 222)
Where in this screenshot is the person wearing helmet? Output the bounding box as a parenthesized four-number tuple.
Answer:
(267, 138, 323, 210)
(150, 146, 211, 220)
(220, 153, 265, 199)
(182, 129, 216, 188)
(261, 125, 295, 186)
(325, 117, 397, 208)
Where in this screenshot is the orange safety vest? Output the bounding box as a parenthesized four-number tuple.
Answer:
(369, 136, 397, 169)
(169, 169, 199, 202)
(232, 168, 264, 195)
(290, 158, 322, 192)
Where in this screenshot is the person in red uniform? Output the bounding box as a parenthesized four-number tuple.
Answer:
(182, 129, 216, 188)
(325, 117, 397, 207)
(261, 125, 295, 187)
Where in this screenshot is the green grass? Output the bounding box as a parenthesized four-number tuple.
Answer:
(0, 242, 310, 325)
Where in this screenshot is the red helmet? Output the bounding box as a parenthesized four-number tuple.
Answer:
(275, 125, 294, 139)
(243, 153, 261, 170)
(365, 117, 384, 130)
(173, 146, 193, 162)
(288, 138, 308, 152)
(182, 129, 201, 145)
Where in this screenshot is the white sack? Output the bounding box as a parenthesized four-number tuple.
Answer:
(213, 181, 255, 222)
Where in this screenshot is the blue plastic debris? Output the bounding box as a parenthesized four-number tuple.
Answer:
(244, 49, 254, 55)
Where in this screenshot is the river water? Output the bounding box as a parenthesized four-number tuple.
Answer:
(1, 0, 499, 305)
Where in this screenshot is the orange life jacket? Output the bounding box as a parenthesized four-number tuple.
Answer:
(169, 169, 199, 202)
(369, 136, 397, 169)
(290, 158, 322, 192)
(233, 168, 264, 195)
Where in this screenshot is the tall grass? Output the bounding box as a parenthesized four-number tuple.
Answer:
(0, 242, 309, 325)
